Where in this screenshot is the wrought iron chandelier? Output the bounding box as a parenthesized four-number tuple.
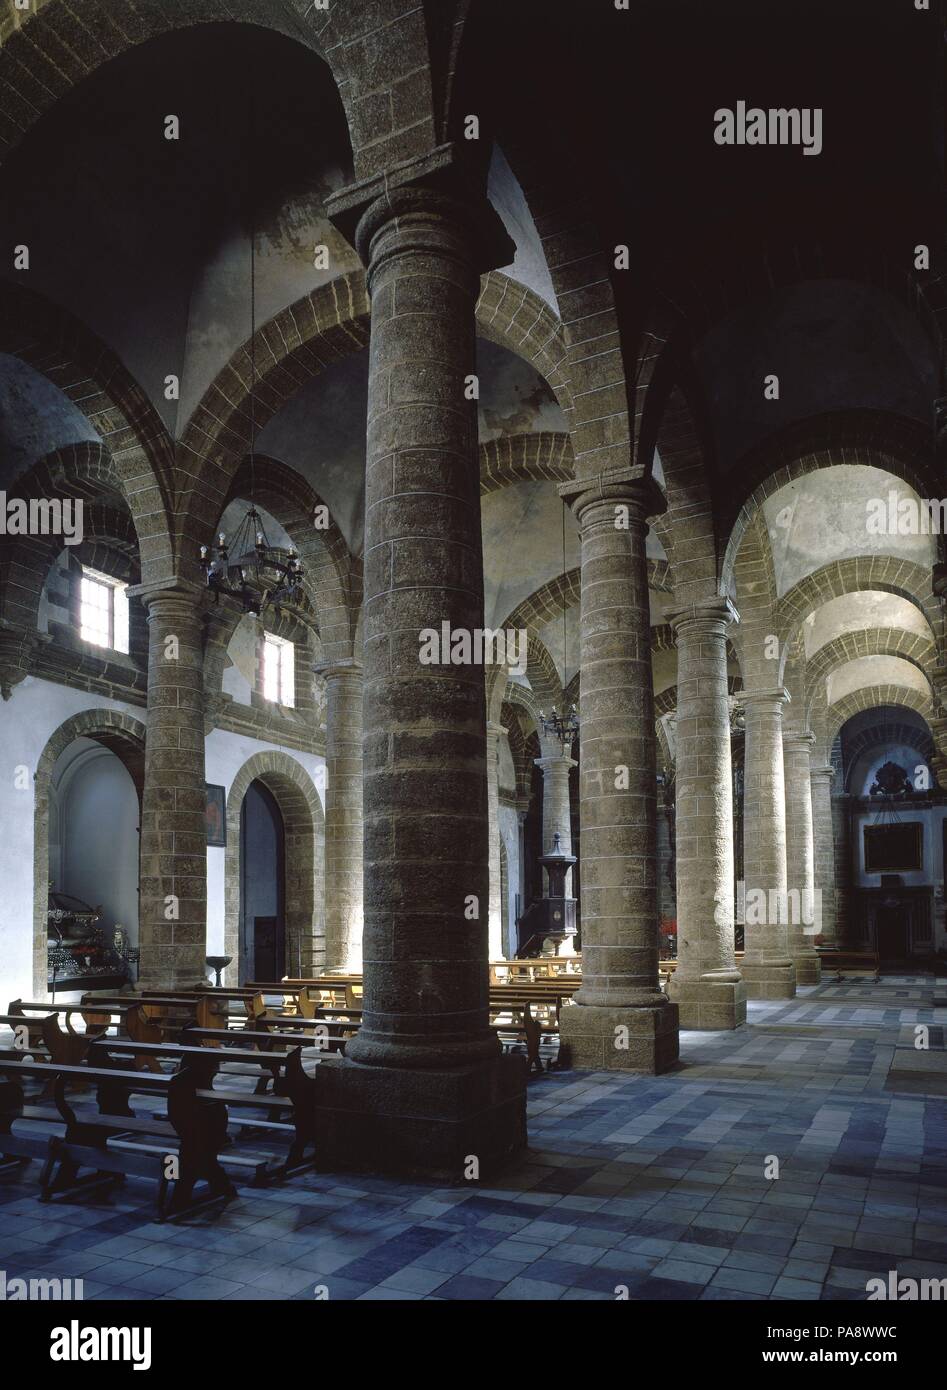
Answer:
(198, 91, 305, 620)
(540, 500, 579, 749)
(200, 507, 304, 618)
(540, 703, 580, 747)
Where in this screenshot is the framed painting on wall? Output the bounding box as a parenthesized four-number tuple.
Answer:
(864, 821, 922, 874)
(204, 783, 226, 846)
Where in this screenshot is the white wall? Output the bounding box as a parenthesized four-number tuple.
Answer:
(0, 675, 327, 1003)
(499, 803, 521, 957)
(55, 742, 140, 943)
(0, 676, 141, 1004)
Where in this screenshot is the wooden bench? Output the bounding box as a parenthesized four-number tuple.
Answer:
(255, 1001, 555, 1074)
(0, 1055, 243, 1220)
(90, 1037, 319, 1178)
(228, 1019, 351, 1052)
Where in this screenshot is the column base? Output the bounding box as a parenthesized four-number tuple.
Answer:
(558, 1001, 680, 1073)
(741, 960, 797, 1000)
(313, 1053, 527, 1181)
(792, 952, 823, 985)
(667, 971, 747, 1030)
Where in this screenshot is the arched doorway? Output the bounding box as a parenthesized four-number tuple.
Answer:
(33, 711, 145, 996)
(239, 780, 285, 983)
(225, 752, 325, 983)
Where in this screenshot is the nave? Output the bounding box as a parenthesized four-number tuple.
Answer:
(0, 975, 944, 1303)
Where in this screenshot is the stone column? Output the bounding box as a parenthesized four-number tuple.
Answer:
(135, 582, 208, 991)
(556, 473, 679, 1072)
(514, 801, 529, 953)
(783, 731, 822, 985)
(832, 791, 853, 945)
(928, 665, 947, 789)
(534, 747, 576, 897)
(740, 688, 797, 999)
(316, 660, 363, 973)
(486, 721, 505, 961)
(315, 181, 525, 1176)
(667, 598, 745, 1028)
(810, 764, 838, 949)
(656, 778, 675, 931)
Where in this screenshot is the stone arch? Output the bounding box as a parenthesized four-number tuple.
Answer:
(0, 1, 344, 167)
(479, 432, 574, 495)
(655, 718, 674, 776)
(501, 700, 534, 800)
(775, 557, 942, 653)
(503, 682, 542, 737)
(644, 371, 719, 605)
(176, 273, 372, 576)
(32, 708, 146, 995)
(475, 273, 573, 418)
(825, 690, 933, 755)
(176, 270, 573, 581)
(0, 444, 142, 635)
(0, 285, 175, 577)
(720, 412, 940, 595)
(806, 628, 935, 700)
(224, 751, 325, 980)
(841, 716, 935, 794)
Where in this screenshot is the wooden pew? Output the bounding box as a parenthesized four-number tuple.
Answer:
(206, 1021, 350, 1053)
(254, 1001, 555, 1074)
(0, 1054, 241, 1220)
(89, 1037, 320, 1180)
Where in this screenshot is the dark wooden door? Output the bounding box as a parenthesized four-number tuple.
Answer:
(239, 781, 285, 983)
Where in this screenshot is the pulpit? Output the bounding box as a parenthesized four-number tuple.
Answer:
(515, 833, 578, 957)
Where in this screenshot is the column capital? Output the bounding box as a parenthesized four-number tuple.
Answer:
(558, 470, 666, 532)
(327, 142, 503, 247)
(739, 686, 791, 710)
(783, 730, 816, 750)
(127, 577, 206, 613)
(535, 754, 577, 773)
(668, 596, 740, 636)
(313, 658, 363, 683)
(810, 764, 835, 784)
(329, 161, 514, 284)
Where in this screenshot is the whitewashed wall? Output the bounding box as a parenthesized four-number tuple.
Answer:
(0, 674, 326, 1003)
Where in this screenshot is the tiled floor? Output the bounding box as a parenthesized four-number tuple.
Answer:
(1, 973, 945, 1301)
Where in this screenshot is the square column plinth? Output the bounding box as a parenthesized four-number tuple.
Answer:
(668, 971, 747, 1030)
(558, 1001, 680, 1073)
(741, 960, 797, 1000)
(314, 1054, 527, 1181)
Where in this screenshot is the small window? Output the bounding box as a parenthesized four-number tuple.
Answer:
(79, 566, 129, 653)
(262, 632, 295, 708)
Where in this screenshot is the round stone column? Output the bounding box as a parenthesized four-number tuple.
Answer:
(832, 791, 853, 945)
(656, 777, 676, 933)
(316, 660, 363, 973)
(666, 598, 745, 1028)
(314, 182, 526, 1177)
(810, 764, 838, 950)
(534, 749, 576, 898)
(556, 473, 679, 1072)
(740, 688, 797, 1000)
(486, 721, 506, 961)
(136, 583, 208, 991)
(783, 731, 822, 985)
